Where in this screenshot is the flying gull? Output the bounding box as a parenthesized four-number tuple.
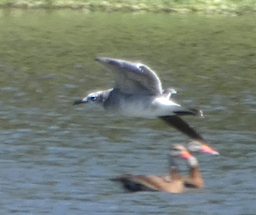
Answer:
(74, 57, 209, 144)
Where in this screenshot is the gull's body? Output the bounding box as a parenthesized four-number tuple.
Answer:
(74, 57, 206, 142)
(102, 88, 182, 118)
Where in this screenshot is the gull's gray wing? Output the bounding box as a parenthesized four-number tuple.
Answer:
(95, 57, 162, 95)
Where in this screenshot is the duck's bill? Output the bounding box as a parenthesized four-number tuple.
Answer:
(181, 150, 194, 160)
(201, 143, 219, 155)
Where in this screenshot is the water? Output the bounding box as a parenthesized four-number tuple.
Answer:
(0, 9, 256, 215)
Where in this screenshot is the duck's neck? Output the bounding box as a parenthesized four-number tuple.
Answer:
(188, 157, 198, 168)
(187, 157, 204, 185)
(169, 157, 181, 180)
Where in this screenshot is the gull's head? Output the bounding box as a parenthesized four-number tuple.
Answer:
(187, 140, 219, 156)
(73, 91, 104, 106)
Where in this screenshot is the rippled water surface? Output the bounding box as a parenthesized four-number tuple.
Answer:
(0, 10, 256, 215)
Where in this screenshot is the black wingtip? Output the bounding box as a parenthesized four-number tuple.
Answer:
(95, 57, 107, 62)
(95, 57, 115, 65)
(95, 57, 107, 64)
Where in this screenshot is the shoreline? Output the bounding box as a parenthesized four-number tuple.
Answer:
(0, 0, 256, 15)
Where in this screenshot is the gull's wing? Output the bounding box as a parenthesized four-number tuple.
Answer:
(95, 57, 162, 95)
(159, 115, 205, 141)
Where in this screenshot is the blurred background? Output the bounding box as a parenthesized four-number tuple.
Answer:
(0, 9, 256, 215)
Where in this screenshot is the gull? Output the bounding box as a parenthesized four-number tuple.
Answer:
(74, 57, 207, 143)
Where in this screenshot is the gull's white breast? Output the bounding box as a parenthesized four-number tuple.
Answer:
(114, 95, 181, 118)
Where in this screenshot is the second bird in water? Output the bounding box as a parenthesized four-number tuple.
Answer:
(112, 141, 218, 193)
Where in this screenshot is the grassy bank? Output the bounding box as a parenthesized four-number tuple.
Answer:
(0, 0, 256, 14)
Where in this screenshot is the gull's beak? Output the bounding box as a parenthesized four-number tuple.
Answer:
(201, 143, 219, 156)
(73, 98, 87, 105)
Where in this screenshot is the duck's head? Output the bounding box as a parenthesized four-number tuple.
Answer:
(170, 144, 194, 160)
(187, 141, 219, 155)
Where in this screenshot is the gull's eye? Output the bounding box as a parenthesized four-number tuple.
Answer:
(90, 96, 97, 101)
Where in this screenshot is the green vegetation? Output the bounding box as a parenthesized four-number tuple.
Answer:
(1, 11, 255, 93)
(0, 0, 255, 14)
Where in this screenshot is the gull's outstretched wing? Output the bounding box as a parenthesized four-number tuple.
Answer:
(95, 57, 162, 95)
